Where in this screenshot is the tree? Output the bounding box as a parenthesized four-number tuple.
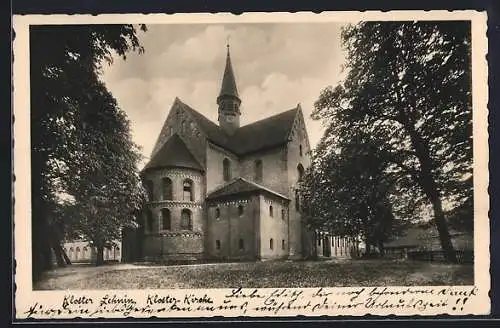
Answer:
(30, 24, 146, 280)
(60, 78, 147, 265)
(311, 21, 472, 263)
(301, 130, 412, 254)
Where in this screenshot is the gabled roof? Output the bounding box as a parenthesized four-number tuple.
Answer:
(206, 177, 290, 201)
(177, 98, 232, 149)
(176, 98, 300, 156)
(230, 107, 299, 155)
(143, 133, 204, 172)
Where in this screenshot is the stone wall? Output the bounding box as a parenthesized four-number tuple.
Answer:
(206, 195, 259, 260)
(239, 147, 288, 195)
(62, 240, 121, 263)
(143, 232, 204, 261)
(258, 194, 289, 260)
(143, 168, 204, 204)
(206, 143, 240, 194)
(286, 108, 312, 259)
(141, 167, 205, 261)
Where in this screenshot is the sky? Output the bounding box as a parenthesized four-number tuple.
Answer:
(101, 23, 348, 167)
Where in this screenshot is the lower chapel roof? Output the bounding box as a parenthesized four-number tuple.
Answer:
(206, 177, 290, 201)
(143, 133, 204, 172)
(177, 98, 300, 155)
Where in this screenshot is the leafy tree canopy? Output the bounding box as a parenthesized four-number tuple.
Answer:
(303, 21, 472, 262)
(30, 24, 147, 276)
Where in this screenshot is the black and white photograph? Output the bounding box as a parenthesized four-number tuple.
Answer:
(13, 11, 490, 318)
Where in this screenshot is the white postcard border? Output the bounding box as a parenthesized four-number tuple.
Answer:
(12, 10, 490, 319)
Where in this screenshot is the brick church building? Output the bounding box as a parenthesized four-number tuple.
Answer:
(121, 45, 358, 263)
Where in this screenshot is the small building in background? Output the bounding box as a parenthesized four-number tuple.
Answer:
(384, 224, 473, 262)
(314, 232, 363, 259)
(62, 239, 122, 264)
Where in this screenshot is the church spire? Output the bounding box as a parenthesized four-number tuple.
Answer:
(218, 43, 240, 100)
(217, 42, 241, 135)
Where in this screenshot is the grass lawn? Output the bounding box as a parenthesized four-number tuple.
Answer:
(35, 259, 474, 290)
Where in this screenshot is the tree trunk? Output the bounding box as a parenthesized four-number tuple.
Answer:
(48, 221, 68, 268)
(31, 148, 55, 283)
(391, 64, 458, 264)
(378, 241, 385, 257)
(96, 246, 105, 266)
(31, 195, 53, 283)
(406, 126, 458, 263)
(52, 242, 66, 268)
(312, 230, 319, 260)
(429, 193, 457, 263)
(365, 242, 371, 255)
(62, 246, 72, 265)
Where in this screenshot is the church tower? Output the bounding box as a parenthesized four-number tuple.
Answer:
(217, 44, 241, 135)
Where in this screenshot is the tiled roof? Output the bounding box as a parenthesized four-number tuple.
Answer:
(230, 107, 298, 155)
(178, 99, 232, 149)
(178, 98, 299, 155)
(143, 133, 203, 172)
(206, 177, 289, 201)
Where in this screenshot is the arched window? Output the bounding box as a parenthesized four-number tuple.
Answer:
(269, 205, 273, 217)
(116, 247, 120, 257)
(299, 144, 303, 157)
(162, 177, 173, 200)
(281, 208, 286, 221)
(183, 179, 194, 201)
(269, 238, 274, 250)
(239, 239, 244, 250)
(215, 240, 221, 250)
(69, 247, 74, 259)
(180, 209, 192, 230)
(282, 239, 286, 250)
(295, 189, 300, 211)
(146, 209, 154, 232)
(161, 208, 171, 230)
(297, 164, 305, 182)
(223, 158, 231, 181)
(75, 247, 80, 260)
(254, 159, 263, 182)
(144, 180, 154, 201)
(83, 247, 88, 258)
(215, 207, 220, 219)
(238, 205, 244, 217)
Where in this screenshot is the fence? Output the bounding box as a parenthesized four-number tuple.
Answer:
(407, 250, 473, 264)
